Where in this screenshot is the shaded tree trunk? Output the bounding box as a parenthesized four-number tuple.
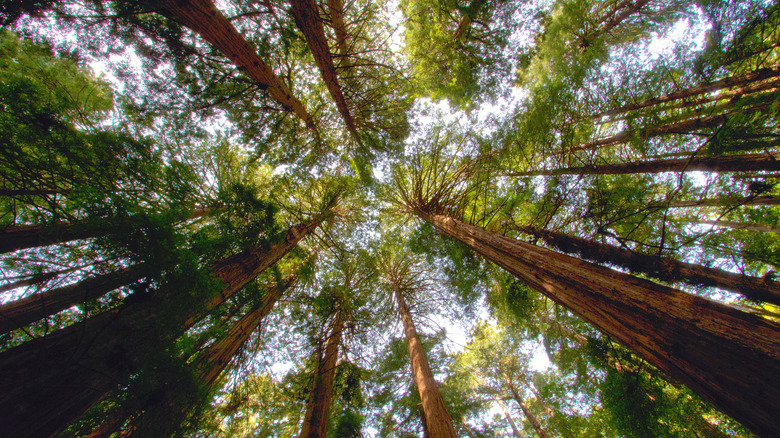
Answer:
(520, 224, 780, 305)
(696, 219, 780, 234)
(103, 275, 297, 438)
(0, 189, 64, 196)
(415, 209, 780, 437)
(0, 217, 322, 437)
(0, 264, 148, 335)
(589, 65, 780, 120)
(573, 112, 731, 151)
(0, 270, 60, 293)
(395, 288, 457, 438)
(668, 195, 780, 208)
(290, 0, 359, 138)
(0, 223, 97, 254)
(510, 151, 780, 176)
(155, 0, 314, 127)
(299, 310, 344, 438)
(580, 0, 652, 48)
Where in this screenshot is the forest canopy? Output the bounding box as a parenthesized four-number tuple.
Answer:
(1, 0, 780, 437)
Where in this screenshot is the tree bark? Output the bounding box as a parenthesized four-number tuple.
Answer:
(584, 0, 652, 47)
(505, 380, 549, 438)
(520, 224, 780, 305)
(155, 0, 314, 128)
(290, 0, 359, 138)
(0, 264, 148, 335)
(668, 195, 780, 208)
(573, 112, 729, 151)
(493, 396, 523, 438)
(0, 217, 322, 437)
(0, 270, 60, 293)
(327, 0, 349, 58)
(0, 223, 97, 254)
(102, 275, 297, 438)
(695, 219, 780, 234)
(589, 65, 780, 120)
(299, 310, 344, 438)
(415, 210, 780, 437)
(395, 288, 457, 438)
(510, 151, 780, 176)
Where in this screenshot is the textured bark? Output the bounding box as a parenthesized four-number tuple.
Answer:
(520, 225, 780, 305)
(395, 288, 457, 438)
(299, 310, 344, 438)
(290, 0, 358, 137)
(589, 65, 780, 120)
(327, 0, 349, 57)
(197, 275, 294, 385)
(190, 216, 323, 326)
(0, 223, 97, 254)
(493, 396, 523, 438)
(510, 151, 780, 176)
(416, 210, 780, 437)
(505, 380, 549, 438)
(0, 264, 147, 335)
(0, 218, 321, 437)
(155, 0, 313, 127)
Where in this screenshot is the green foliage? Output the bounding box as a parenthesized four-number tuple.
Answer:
(400, 0, 518, 107)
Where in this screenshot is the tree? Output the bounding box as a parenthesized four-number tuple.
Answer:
(381, 251, 457, 438)
(3, 0, 780, 436)
(518, 223, 780, 305)
(154, 0, 314, 128)
(0, 211, 328, 436)
(411, 210, 780, 436)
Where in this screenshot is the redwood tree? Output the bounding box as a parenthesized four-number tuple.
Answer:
(0, 215, 325, 437)
(408, 208, 780, 437)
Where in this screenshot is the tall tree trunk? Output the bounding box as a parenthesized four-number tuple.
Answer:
(1, 206, 214, 254)
(188, 216, 323, 326)
(668, 195, 780, 208)
(327, 0, 349, 58)
(102, 275, 297, 438)
(0, 264, 148, 335)
(0, 223, 97, 254)
(696, 219, 780, 233)
(493, 395, 523, 438)
(520, 224, 780, 305)
(290, 0, 359, 138)
(503, 377, 549, 438)
(580, 0, 652, 48)
(510, 151, 780, 176)
(0, 189, 64, 196)
(0, 217, 322, 438)
(573, 112, 730, 151)
(299, 310, 344, 438)
(589, 65, 780, 120)
(415, 210, 780, 437)
(155, 0, 314, 128)
(0, 270, 60, 293)
(395, 288, 457, 438)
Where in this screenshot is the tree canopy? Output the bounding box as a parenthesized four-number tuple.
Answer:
(1, 1, 779, 437)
